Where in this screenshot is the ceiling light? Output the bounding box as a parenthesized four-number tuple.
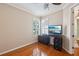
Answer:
(44, 3, 62, 10)
(52, 3, 62, 5)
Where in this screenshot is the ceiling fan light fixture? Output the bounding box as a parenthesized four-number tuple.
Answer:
(52, 3, 62, 5)
(44, 3, 49, 9)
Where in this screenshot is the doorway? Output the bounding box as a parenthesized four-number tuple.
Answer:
(73, 5, 79, 55)
(70, 4, 79, 54)
(74, 5, 79, 48)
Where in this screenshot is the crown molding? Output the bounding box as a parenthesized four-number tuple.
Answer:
(7, 3, 76, 17)
(63, 4, 70, 9)
(7, 3, 35, 16)
(63, 3, 79, 10)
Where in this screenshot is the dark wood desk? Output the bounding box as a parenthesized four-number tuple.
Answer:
(38, 34, 62, 51)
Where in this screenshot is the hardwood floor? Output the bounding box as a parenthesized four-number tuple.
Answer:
(1, 43, 72, 56)
(74, 48, 79, 56)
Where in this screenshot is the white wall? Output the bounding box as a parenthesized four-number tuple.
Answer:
(0, 4, 38, 54)
(42, 10, 63, 25)
(63, 6, 71, 53)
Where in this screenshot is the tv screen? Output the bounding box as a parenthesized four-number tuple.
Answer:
(48, 25, 62, 35)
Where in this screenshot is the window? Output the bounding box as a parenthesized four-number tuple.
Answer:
(33, 18, 48, 35)
(33, 18, 40, 35)
(41, 18, 48, 35)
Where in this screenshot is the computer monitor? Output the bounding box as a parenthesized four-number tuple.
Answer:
(48, 25, 62, 35)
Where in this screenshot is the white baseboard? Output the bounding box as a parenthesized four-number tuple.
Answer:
(0, 40, 37, 55)
(63, 47, 72, 54)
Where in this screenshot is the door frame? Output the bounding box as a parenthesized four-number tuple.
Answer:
(70, 4, 79, 54)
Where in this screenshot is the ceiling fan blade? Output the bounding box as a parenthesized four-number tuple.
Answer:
(52, 3, 61, 5)
(44, 3, 49, 9)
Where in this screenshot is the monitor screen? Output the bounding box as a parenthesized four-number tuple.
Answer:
(48, 25, 62, 35)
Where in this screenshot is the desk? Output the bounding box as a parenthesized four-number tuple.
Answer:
(38, 34, 62, 50)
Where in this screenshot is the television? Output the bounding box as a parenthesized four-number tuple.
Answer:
(48, 25, 62, 35)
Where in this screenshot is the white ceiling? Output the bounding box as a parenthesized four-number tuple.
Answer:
(8, 3, 69, 16)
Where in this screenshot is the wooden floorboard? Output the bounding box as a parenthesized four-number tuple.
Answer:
(1, 42, 72, 56)
(74, 48, 79, 56)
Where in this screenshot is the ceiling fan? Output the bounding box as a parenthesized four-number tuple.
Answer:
(44, 3, 62, 9)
